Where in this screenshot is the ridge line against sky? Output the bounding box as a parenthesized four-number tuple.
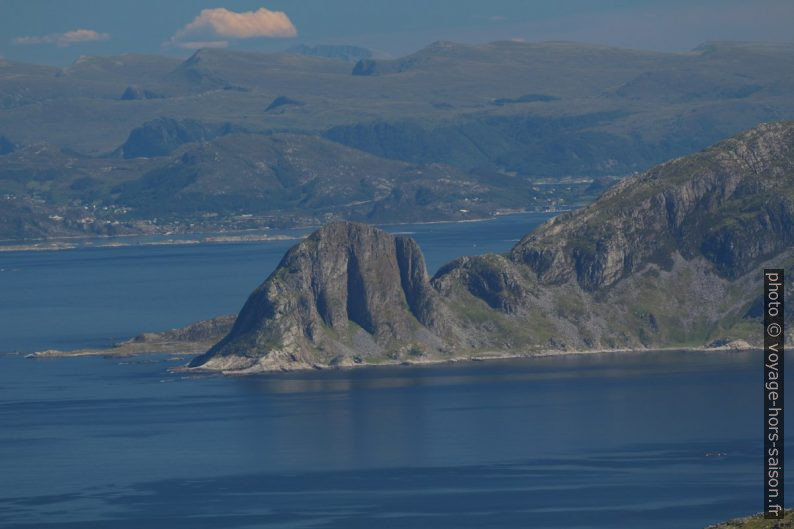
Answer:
(1, 0, 793, 65)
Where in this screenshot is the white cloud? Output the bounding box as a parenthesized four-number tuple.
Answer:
(170, 7, 297, 49)
(13, 29, 110, 47)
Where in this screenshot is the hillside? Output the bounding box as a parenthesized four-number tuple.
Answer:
(0, 131, 560, 240)
(188, 122, 794, 373)
(2, 40, 794, 240)
(706, 510, 793, 528)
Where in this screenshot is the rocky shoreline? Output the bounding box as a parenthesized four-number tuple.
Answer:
(25, 327, 755, 376)
(20, 123, 794, 378)
(0, 233, 302, 253)
(185, 124, 793, 374)
(25, 315, 235, 360)
(180, 343, 758, 376)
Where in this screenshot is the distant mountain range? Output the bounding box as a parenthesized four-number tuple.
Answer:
(2, 40, 794, 240)
(286, 44, 373, 63)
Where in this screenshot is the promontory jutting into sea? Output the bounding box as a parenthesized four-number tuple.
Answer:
(1, 2, 793, 527)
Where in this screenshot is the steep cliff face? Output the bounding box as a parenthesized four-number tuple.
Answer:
(190, 222, 451, 371)
(191, 122, 794, 372)
(509, 122, 794, 290)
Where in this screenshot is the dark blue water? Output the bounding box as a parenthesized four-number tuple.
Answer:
(0, 351, 783, 528)
(0, 214, 546, 353)
(0, 213, 788, 528)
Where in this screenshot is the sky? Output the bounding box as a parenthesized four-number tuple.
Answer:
(1, 0, 793, 65)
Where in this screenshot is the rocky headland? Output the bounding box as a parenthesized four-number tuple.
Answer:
(186, 122, 794, 373)
(30, 122, 793, 372)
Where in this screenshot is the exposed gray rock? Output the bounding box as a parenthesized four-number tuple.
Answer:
(190, 222, 451, 371)
(510, 121, 794, 289)
(192, 122, 794, 373)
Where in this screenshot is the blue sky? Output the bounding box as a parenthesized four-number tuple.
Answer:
(1, 0, 793, 65)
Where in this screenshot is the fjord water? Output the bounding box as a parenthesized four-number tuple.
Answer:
(0, 213, 787, 528)
(0, 214, 547, 354)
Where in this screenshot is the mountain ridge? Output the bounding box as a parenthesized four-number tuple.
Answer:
(188, 121, 794, 373)
(3, 39, 794, 241)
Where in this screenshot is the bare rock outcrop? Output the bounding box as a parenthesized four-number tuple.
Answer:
(190, 222, 451, 371)
(191, 122, 794, 372)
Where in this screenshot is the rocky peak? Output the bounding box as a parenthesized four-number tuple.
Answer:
(510, 121, 794, 290)
(190, 222, 447, 370)
(191, 122, 794, 373)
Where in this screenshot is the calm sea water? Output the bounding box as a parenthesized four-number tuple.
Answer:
(0, 214, 788, 528)
(0, 214, 547, 353)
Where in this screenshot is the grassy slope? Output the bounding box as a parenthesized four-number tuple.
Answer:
(434, 122, 794, 352)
